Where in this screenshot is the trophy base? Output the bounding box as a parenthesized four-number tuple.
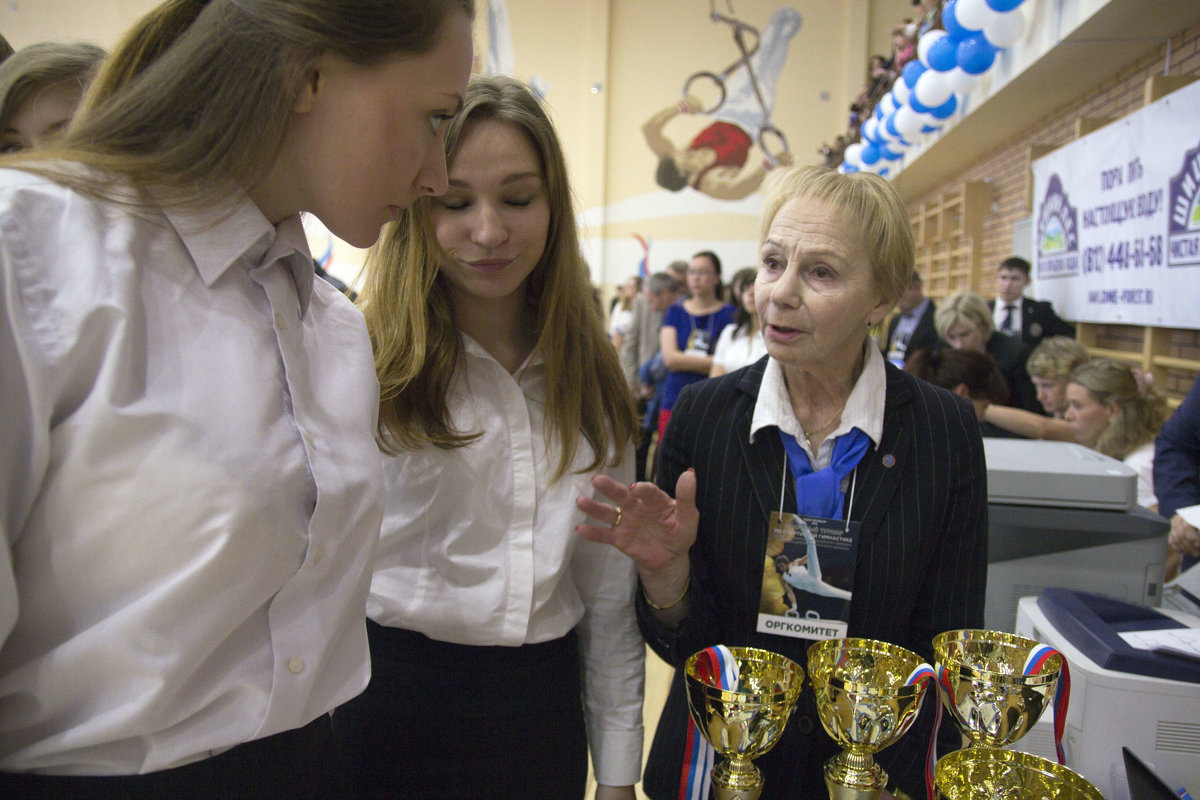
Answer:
(824, 757, 887, 800)
(711, 759, 764, 800)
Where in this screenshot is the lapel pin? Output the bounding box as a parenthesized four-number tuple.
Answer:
(881, 454, 896, 468)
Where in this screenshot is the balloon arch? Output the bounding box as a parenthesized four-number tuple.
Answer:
(840, 0, 1029, 175)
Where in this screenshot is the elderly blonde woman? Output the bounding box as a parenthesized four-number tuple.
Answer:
(577, 166, 987, 800)
(935, 290, 1041, 414)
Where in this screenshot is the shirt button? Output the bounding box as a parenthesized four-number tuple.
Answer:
(303, 431, 315, 450)
(287, 657, 305, 674)
(274, 312, 286, 329)
(312, 546, 325, 565)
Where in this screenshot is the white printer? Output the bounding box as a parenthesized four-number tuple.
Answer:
(1015, 589, 1200, 800)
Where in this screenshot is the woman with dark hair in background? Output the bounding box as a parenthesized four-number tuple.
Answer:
(905, 347, 1008, 422)
(710, 266, 766, 377)
(0, 0, 474, 795)
(658, 249, 735, 437)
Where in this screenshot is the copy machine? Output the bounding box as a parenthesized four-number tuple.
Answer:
(983, 439, 1170, 631)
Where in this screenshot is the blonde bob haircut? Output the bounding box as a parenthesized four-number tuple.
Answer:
(759, 165, 914, 304)
(0, 41, 107, 135)
(2, 0, 473, 205)
(360, 74, 638, 482)
(935, 291, 994, 341)
(1026, 335, 1090, 382)
(1068, 359, 1168, 461)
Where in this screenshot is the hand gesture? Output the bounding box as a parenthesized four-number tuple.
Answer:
(575, 470, 698, 575)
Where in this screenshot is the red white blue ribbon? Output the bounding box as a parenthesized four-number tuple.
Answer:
(680, 645, 739, 800)
(1023, 644, 1071, 764)
(904, 662, 943, 800)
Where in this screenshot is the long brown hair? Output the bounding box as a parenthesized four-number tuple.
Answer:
(1, 0, 474, 207)
(361, 74, 637, 481)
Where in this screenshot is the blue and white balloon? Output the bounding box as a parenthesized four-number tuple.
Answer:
(945, 65, 982, 94)
(984, 0, 1024, 11)
(983, 7, 1026, 48)
(942, 0, 977, 37)
(914, 68, 955, 108)
(957, 34, 998, 74)
(955, 0, 1002, 33)
(925, 32, 961, 72)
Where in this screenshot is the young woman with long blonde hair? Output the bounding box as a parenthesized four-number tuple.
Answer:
(335, 75, 643, 800)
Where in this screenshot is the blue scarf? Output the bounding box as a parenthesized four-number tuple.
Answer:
(779, 427, 871, 520)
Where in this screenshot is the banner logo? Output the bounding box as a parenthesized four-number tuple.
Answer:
(1168, 139, 1200, 268)
(1036, 174, 1079, 278)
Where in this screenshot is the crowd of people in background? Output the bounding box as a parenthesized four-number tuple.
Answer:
(606, 248, 1196, 580)
(820, 0, 945, 169)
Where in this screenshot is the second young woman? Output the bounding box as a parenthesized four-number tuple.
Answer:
(334, 75, 644, 800)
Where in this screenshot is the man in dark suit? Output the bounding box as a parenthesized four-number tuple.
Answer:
(884, 271, 937, 367)
(635, 355, 987, 800)
(989, 256, 1075, 348)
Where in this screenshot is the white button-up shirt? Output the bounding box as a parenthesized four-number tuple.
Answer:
(0, 169, 384, 774)
(368, 335, 644, 786)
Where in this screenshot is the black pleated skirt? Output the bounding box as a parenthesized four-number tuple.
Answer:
(332, 620, 588, 800)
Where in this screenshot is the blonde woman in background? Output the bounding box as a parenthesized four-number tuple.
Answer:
(1064, 359, 1168, 510)
(984, 335, 1089, 440)
(935, 290, 1041, 415)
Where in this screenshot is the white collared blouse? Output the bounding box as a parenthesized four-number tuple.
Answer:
(367, 334, 644, 786)
(0, 169, 384, 774)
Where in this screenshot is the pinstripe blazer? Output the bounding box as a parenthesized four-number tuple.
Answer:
(638, 355, 988, 800)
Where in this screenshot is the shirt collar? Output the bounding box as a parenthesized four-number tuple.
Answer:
(903, 297, 930, 319)
(461, 332, 545, 375)
(750, 338, 886, 450)
(160, 192, 316, 313)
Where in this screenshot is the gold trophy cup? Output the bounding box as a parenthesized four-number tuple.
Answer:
(683, 646, 805, 800)
(932, 629, 1103, 799)
(933, 747, 1103, 800)
(807, 637, 933, 800)
(931, 630, 1060, 750)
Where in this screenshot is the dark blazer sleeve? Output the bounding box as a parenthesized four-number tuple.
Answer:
(1155, 376, 1200, 520)
(1024, 297, 1075, 341)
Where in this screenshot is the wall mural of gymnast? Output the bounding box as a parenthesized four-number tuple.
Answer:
(643, 2, 802, 201)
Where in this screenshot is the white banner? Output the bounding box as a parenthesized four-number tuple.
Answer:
(1031, 79, 1200, 328)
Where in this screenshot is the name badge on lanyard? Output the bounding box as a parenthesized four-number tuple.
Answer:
(757, 470, 861, 641)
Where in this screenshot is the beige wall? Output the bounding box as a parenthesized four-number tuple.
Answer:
(1, 1, 887, 287)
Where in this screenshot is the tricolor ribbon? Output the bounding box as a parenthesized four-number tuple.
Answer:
(680, 645, 739, 800)
(904, 662, 943, 800)
(1023, 644, 1071, 765)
